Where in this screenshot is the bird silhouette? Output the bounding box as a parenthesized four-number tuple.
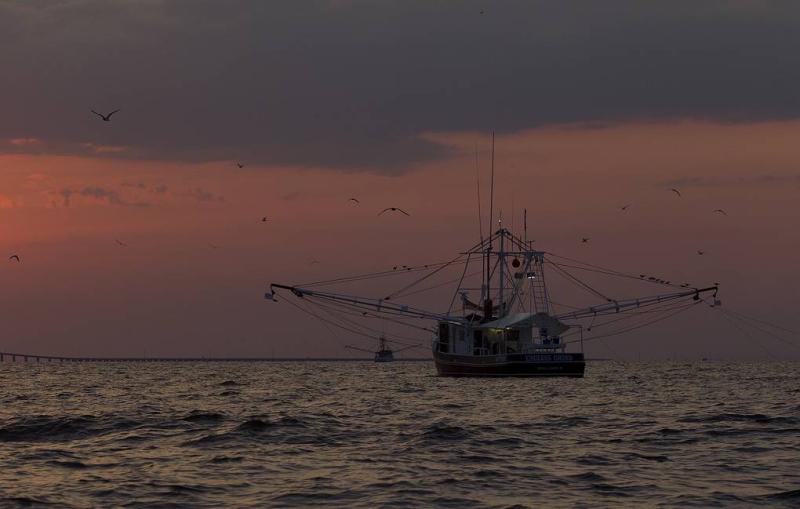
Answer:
(697, 250, 705, 255)
(348, 198, 360, 205)
(91, 109, 120, 122)
(670, 188, 682, 197)
(115, 239, 128, 247)
(208, 243, 220, 249)
(620, 204, 631, 211)
(581, 238, 590, 243)
(235, 162, 245, 169)
(713, 209, 728, 216)
(378, 207, 410, 216)
(8, 254, 20, 262)
(261, 216, 269, 222)
(309, 259, 321, 265)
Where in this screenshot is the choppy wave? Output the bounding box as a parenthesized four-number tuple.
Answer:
(0, 361, 798, 508)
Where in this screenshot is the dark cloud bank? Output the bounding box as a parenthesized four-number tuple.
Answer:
(2, 1, 799, 171)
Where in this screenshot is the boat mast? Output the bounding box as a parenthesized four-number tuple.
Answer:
(484, 131, 495, 320)
(499, 228, 505, 317)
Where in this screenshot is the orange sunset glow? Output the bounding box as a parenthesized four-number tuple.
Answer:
(2, 3, 800, 508)
(2, 119, 799, 359)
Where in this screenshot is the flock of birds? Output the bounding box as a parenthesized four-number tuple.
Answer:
(5, 108, 414, 264)
(5, 108, 727, 265)
(597, 187, 728, 256)
(574, 188, 726, 253)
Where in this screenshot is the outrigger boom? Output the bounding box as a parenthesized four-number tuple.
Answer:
(270, 283, 718, 324)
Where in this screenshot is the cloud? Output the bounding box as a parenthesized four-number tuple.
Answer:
(121, 181, 169, 194)
(2, 1, 800, 170)
(280, 191, 302, 201)
(185, 187, 224, 203)
(9, 138, 40, 146)
(663, 174, 800, 188)
(59, 186, 150, 207)
(81, 142, 128, 154)
(0, 194, 16, 209)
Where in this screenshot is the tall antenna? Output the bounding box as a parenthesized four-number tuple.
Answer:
(486, 131, 495, 304)
(511, 191, 515, 235)
(489, 131, 495, 239)
(475, 142, 483, 244)
(524, 208, 528, 244)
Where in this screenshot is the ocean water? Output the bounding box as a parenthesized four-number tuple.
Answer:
(0, 361, 798, 508)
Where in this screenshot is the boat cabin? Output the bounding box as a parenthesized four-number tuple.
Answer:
(436, 313, 569, 357)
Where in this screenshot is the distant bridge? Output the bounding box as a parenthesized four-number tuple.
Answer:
(0, 352, 432, 363)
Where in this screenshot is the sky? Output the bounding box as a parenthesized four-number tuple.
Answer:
(1, 0, 799, 360)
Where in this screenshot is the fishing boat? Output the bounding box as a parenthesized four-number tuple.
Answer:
(268, 224, 717, 377)
(266, 138, 719, 377)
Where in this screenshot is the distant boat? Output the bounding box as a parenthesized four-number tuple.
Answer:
(345, 336, 417, 363)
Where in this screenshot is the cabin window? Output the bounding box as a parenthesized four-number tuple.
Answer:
(438, 323, 450, 341)
(438, 323, 450, 353)
(506, 329, 520, 353)
(473, 330, 485, 355)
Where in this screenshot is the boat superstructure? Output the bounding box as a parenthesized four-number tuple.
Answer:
(432, 227, 587, 376)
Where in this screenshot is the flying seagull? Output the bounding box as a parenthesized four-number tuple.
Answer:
(115, 239, 128, 247)
(670, 188, 682, 197)
(8, 254, 20, 262)
(348, 198, 360, 205)
(235, 162, 245, 169)
(713, 209, 728, 216)
(309, 259, 321, 265)
(91, 109, 120, 122)
(620, 204, 631, 211)
(581, 238, 590, 243)
(697, 250, 705, 255)
(261, 216, 269, 222)
(378, 207, 410, 216)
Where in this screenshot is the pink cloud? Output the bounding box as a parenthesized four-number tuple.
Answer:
(8, 138, 41, 146)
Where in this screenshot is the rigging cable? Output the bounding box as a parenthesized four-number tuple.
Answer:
(714, 308, 778, 359)
(545, 252, 685, 289)
(563, 300, 701, 345)
(299, 259, 469, 288)
(705, 301, 800, 350)
(305, 298, 429, 343)
(546, 261, 614, 302)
